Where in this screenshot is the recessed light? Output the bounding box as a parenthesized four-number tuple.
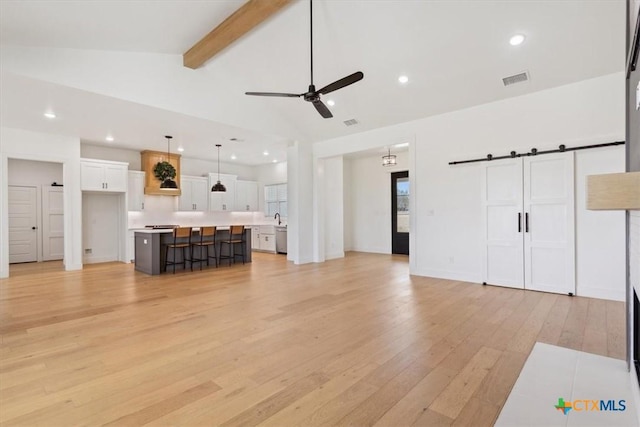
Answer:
(394, 142, 409, 148)
(263, 151, 269, 156)
(398, 75, 409, 84)
(231, 154, 237, 160)
(44, 112, 56, 119)
(105, 135, 114, 142)
(327, 100, 335, 106)
(177, 146, 184, 152)
(272, 159, 277, 163)
(509, 34, 525, 46)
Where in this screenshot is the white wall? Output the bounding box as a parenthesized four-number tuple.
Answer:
(322, 156, 344, 260)
(81, 143, 256, 179)
(8, 159, 63, 186)
(288, 141, 314, 264)
(311, 72, 626, 300)
(1, 127, 83, 277)
(574, 146, 626, 300)
(82, 193, 122, 263)
(81, 144, 141, 169)
(343, 159, 353, 251)
(344, 151, 410, 254)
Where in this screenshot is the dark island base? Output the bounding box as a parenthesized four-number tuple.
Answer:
(134, 229, 252, 275)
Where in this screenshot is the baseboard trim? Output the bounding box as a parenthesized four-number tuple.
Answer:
(325, 251, 345, 260)
(83, 256, 117, 265)
(349, 247, 390, 255)
(410, 268, 482, 284)
(577, 286, 625, 302)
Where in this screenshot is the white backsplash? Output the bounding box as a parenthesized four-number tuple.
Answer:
(128, 195, 280, 228)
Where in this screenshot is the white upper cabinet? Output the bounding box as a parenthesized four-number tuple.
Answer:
(81, 159, 128, 192)
(127, 171, 145, 211)
(208, 173, 236, 211)
(235, 180, 259, 212)
(178, 176, 209, 211)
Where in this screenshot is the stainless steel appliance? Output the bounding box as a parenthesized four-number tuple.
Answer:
(275, 226, 287, 254)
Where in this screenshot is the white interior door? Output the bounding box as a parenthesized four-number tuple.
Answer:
(8, 186, 38, 263)
(482, 159, 524, 289)
(523, 153, 575, 295)
(42, 187, 64, 261)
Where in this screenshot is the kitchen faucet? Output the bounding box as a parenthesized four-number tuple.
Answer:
(274, 212, 281, 225)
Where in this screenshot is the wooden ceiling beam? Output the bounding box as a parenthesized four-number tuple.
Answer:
(183, 0, 293, 69)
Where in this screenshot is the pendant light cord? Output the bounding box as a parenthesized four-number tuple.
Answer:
(310, 0, 313, 85)
(216, 144, 222, 182)
(165, 135, 172, 162)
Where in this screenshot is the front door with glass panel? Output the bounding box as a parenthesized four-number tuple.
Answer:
(391, 171, 409, 255)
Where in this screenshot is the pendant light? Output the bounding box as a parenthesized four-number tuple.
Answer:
(382, 147, 397, 167)
(160, 135, 178, 188)
(211, 144, 226, 192)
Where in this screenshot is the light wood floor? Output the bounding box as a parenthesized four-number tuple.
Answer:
(0, 252, 624, 426)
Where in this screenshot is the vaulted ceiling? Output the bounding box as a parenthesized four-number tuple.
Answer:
(0, 0, 625, 165)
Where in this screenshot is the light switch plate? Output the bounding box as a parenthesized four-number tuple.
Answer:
(636, 81, 640, 110)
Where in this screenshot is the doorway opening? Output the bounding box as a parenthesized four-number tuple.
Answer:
(391, 171, 409, 255)
(7, 159, 64, 275)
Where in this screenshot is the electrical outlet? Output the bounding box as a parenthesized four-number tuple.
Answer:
(85, 248, 92, 254)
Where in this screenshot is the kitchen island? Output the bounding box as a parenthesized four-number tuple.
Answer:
(134, 227, 252, 275)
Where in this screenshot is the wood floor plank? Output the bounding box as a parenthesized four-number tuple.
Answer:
(429, 346, 502, 420)
(0, 253, 626, 426)
(557, 296, 589, 351)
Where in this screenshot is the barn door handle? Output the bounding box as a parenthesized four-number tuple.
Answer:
(518, 213, 522, 233)
(525, 213, 529, 233)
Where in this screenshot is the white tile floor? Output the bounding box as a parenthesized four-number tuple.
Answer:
(495, 343, 638, 427)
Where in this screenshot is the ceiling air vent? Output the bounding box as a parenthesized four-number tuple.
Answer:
(502, 71, 529, 87)
(343, 119, 359, 127)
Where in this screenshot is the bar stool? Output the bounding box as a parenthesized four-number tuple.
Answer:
(219, 225, 246, 266)
(164, 227, 192, 273)
(191, 226, 218, 270)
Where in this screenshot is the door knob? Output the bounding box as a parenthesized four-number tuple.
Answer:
(32, 226, 37, 230)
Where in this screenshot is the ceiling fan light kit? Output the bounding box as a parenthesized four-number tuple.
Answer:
(245, 0, 364, 118)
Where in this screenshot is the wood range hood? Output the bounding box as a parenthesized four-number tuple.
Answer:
(141, 150, 182, 196)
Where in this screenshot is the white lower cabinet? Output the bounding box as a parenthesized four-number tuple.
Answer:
(252, 225, 276, 253)
(251, 226, 260, 250)
(260, 233, 276, 252)
(128, 230, 135, 263)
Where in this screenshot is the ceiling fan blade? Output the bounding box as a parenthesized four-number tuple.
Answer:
(245, 91, 302, 98)
(312, 99, 333, 118)
(318, 71, 364, 95)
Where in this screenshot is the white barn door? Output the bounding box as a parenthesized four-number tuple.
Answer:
(523, 153, 575, 295)
(482, 159, 524, 289)
(483, 153, 575, 295)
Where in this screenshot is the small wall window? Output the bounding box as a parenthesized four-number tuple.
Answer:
(265, 183, 287, 218)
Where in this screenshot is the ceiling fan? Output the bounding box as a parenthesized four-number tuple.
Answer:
(245, 0, 363, 118)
